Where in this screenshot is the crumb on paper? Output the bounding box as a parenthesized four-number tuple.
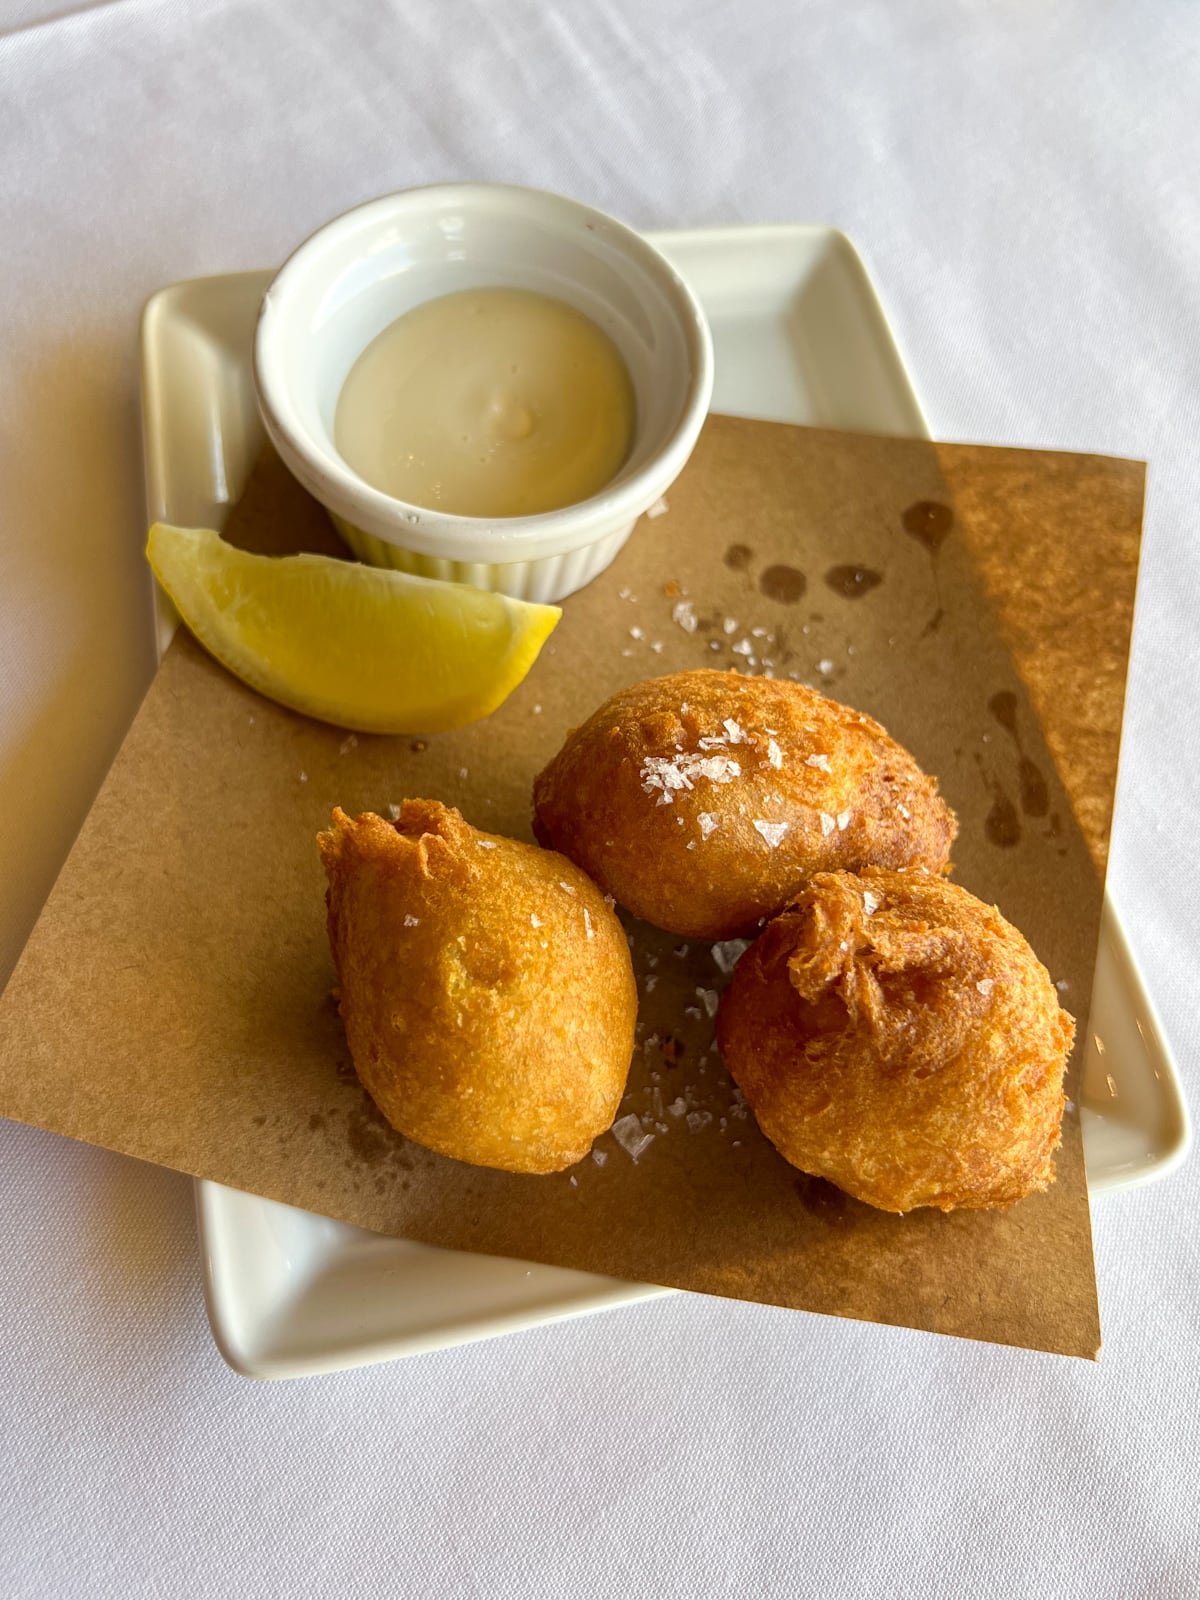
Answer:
(723, 617, 738, 635)
(646, 495, 669, 519)
(817, 658, 834, 675)
(298, 771, 308, 784)
(403, 914, 419, 927)
(339, 734, 358, 755)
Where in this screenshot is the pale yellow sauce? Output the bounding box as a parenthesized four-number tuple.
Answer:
(334, 288, 636, 518)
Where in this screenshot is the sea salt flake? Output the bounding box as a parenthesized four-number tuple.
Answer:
(569, 1176, 578, 1187)
(339, 734, 358, 755)
(388, 803, 402, 821)
(753, 819, 789, 848)
(767, 739, 783, 769)
(751, 627, 768, 639)
(458, 767, 469, 780)
(612, 1114, 654, 1162)
(818, 658, 835, 674)
(645, 974, 658, 992)
(298, 771, 308, 784)
(640, 751, 741, 798)
(731, 638, 753, 656)
(630, 626, 644, 640)
(669, 1098, 687, 1117)
(530, 913, 544, 929)
(723, 719, 746, 743)
(646, 495, 669, 518)
(723, 617, 738, 635)
(475, 840, 497, 849)
(837, 810, 851, 831)
(976, 979, 995, 997)
(697, 987, 719, 1019)
(820, 811, 836, 836)
(711, 938, 751, 974)
(684, 1005, 703, 1020)
(862, 890, 879, 915)
(686, 1111, 713, 1133)
(686, 840, 696, 849)
(533, 704, 542, 714)
(698, 812, 720, 839)
(1056, 979, 1069, 993)
(805, 753, 831, 772)
(592, 1149, 608, 1167)
(672, 600, 698, 633)
(897, 803, 911, 819)
(401, 914, 420, 928)
(583, 909, 595, 939)
(559, 881, 576, 894)
(651, 640, 664, 653)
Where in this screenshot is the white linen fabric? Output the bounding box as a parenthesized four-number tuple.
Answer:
(1, 2, 1197, 1595)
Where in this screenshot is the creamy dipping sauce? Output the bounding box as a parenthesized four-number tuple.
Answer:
(334, 288, 636, 518)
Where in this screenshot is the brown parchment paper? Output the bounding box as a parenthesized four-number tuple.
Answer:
(0, 417, 1144, 1356)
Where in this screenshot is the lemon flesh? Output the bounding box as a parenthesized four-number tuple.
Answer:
(146, 523, 560, 735)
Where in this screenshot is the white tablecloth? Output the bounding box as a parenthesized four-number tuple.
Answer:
(2, 3, 1198, 1595)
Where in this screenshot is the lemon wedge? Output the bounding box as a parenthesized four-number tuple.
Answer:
(146, 523, 560, 734)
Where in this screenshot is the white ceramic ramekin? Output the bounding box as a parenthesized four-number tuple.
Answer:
(253, 183, 713, 603)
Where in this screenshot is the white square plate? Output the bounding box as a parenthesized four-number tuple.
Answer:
(141, 227, 1190, 1378)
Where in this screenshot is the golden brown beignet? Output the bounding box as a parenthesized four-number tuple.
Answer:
(318, 801, 636, 1174)
(715, 869, 1074, 1212)
(533, 670, 955, 939)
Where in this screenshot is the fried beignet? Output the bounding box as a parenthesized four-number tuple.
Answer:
(318, 802, 636, 1174)
(715, 870, 1074, 1212)
(532, 669, 955, 939)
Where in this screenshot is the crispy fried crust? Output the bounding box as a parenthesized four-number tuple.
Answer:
(715, 870, 1075, 1212)
(317, 801, 636, 1174)
(532, 670, 956, 939)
